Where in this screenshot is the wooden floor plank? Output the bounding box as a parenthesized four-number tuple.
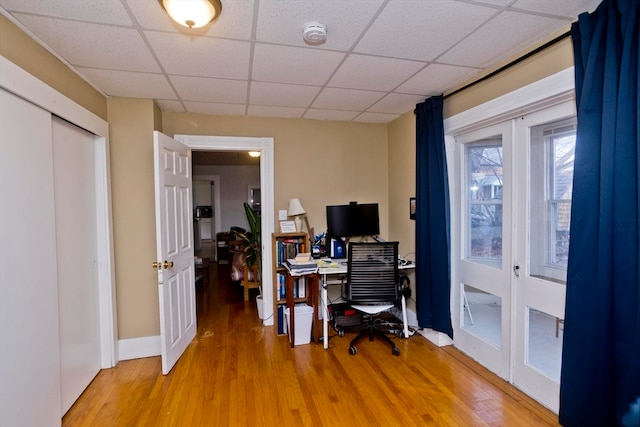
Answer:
(63, 262, 559, 426)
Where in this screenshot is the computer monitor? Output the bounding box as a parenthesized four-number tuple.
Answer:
(351, 203, 380, 237)
(326, 203, 380, 239)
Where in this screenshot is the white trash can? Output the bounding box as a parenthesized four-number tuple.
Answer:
(284, 305, 314, 345)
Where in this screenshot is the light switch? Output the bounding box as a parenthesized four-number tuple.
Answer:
(278, 210, 288, 221)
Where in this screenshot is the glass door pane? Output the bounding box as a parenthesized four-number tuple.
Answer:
(453, 121, 512, 380)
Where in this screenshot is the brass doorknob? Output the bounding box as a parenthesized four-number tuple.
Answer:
(152, 260, 174, 270)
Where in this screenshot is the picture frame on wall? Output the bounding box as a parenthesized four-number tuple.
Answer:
(410, 197, 416, 220)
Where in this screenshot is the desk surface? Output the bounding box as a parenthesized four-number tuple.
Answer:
(318, 258, 415, 275)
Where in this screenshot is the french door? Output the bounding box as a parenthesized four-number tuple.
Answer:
(450, 99, 576, 412)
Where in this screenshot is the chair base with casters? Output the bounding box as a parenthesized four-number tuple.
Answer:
(348, 304, 400, 356)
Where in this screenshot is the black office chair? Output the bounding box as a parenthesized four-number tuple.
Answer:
(346, 242, 404, 356)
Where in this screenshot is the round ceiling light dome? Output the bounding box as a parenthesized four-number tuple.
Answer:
(303, 22, 327, 45)
(159, 0, 222, 29)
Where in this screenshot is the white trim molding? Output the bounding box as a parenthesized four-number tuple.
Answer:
(444, 67, 575, 136)
(174, 134, 276, 326)
(118, 336, 161, 361)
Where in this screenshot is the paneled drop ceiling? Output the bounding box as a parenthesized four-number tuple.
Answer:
(0, 0, 600, 124)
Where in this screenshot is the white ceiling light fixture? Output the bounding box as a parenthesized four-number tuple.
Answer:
(303, 22, 328, 45)
(159, 0, 222, 29)
(248, 151, 260, 158)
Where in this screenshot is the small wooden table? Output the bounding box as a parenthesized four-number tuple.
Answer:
(283, 270, 320, 348)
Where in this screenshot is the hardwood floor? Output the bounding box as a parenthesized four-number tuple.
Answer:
(63, 262, 559, 426)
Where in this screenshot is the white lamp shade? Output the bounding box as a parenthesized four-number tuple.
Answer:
(287, 198, 306, 216)
(160, 0, 222, 28)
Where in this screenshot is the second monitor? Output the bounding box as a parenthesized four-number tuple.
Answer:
(326, 202, 380, 239)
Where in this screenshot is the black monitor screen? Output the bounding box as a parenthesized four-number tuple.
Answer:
(352, 203, 380, 237)
(326, 203, 379, 238)
(326, 205, 351, 238)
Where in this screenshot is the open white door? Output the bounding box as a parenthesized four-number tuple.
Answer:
(153, 131, 196, 375)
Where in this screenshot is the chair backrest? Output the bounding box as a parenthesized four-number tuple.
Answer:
(347, 242, 399, 304)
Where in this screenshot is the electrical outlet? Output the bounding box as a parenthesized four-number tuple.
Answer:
(278, 210, 288, 221)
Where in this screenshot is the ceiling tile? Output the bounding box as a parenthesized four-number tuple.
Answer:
(256, 0, 384, 49)
(439, 11, 566, 67)
(396, 63, 479, 95)
(304, 109, 360, 121)
(76, 68, 176, 99)
(354, 0, 498, 61)
(511, 0, 600, 18)
(0, 0, 132, 25)
(170, 75, 248, 103)
(252, 44, 345, 85)
(368, 93, 425, 114)
(0, 0, 594, 124)
(247, 105, 306, 119)
(183, 101, 247, 116)
(155, 100, 185, 113)
(144, 31, 251, 79)
(328, 54, 425, 91)
(11, 14, 160, 72)
(249, 82, 321, 108)
(354, 112, 400, 123)
(312, 87, 385, 111)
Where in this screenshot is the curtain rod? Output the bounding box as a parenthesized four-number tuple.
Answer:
(423, 29, 571, 103)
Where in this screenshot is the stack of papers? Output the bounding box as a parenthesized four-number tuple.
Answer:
(284, 258, 318, 275)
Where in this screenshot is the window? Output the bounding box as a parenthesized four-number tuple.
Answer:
(530, 118, 576, 282)
(467, 139, 503, 261)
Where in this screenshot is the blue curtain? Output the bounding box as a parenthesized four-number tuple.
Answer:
(560, 0, 639, 425)
(415, 96, 453, 338)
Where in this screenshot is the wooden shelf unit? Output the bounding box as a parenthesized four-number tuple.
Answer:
(272, 232, 309, 335)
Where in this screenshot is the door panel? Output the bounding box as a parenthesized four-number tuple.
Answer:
(0, 88, 62, 426)
(52, 116, 102, 414)
(453, 121, 513, 379)
(513, 102, 575, 412)
(154, 131, 196, 375)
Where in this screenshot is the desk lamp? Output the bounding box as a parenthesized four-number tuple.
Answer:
(287, 198, 311, 234)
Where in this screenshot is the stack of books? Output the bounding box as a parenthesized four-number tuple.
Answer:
(283, 253, 318, 276)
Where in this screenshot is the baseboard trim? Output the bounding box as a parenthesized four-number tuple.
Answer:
(406, 307, 454, 347)
(418, 328, 454, 347)
(118, 335, 161, 361)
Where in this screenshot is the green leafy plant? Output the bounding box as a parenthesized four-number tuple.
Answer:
(232, 202, 261, 292)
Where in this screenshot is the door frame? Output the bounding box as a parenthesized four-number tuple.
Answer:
(0, 57, 117, 367)
(174, 135, 275, 325)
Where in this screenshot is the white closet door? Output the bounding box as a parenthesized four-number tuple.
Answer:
(0, 89, 62, 426)
(52, 116, 101, 414)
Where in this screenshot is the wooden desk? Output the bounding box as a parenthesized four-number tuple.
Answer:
(283, 270, 320, 348)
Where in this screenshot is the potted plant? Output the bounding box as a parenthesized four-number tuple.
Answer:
(232, 202, 263, 316)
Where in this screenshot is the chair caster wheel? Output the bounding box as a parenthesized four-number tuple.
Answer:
(392, 347, 400, 356)
(349, 346, 358, 355)
(338, 330, 345, 337)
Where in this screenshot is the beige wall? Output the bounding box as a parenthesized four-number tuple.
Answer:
(163, 113, 390, 240)
(0, 14, 107, 120)
(108, 98, 159, 338)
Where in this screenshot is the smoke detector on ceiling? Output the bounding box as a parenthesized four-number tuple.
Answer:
(303, 22, 327, 45)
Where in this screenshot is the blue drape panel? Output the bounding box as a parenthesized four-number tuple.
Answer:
(415, 96, 453, 338)
(560, 0, 639, 425)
